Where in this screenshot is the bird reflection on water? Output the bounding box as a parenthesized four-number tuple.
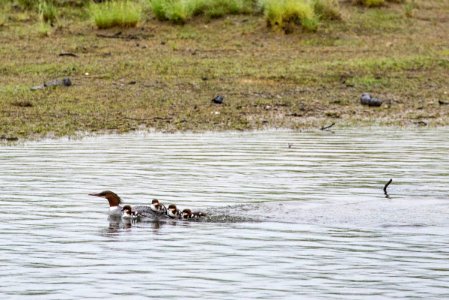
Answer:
(104, 216, 185, 234)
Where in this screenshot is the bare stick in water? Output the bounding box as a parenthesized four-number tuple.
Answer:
(383, 179, 393, 196)
(320, 122, 335, 131)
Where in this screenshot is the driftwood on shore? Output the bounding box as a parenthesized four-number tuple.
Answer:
(320, 122, 335, 131)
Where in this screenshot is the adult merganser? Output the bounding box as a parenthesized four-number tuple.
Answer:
(122, 205, 140, 220)
(181, 208, 207, 220)
(167, 204, 181, 219)
(150, 199, 167, 215)
(89, 190, 157, 218)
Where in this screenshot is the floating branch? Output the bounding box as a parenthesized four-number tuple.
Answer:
(383, 179, 393, 197)
(320, 122, 335, 131)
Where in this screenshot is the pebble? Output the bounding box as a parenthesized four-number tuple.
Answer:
(360, 93, 383, 107)
(212, 95, 224, 104)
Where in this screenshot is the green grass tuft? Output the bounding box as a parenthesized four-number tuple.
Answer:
(353, 0, 385, 7)
(313, 0, 341, 20)
(261, 0, 318, 33)
(148, 0, 255, 23)
(148, 0, 194, 23)
(39, 0, 57, 25)
(90, 1, 142, 29)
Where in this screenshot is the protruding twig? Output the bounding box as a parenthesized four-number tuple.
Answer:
(320, 122, 335, 131)
(383, 179, 393, 197)
(59, 52, 78, 57)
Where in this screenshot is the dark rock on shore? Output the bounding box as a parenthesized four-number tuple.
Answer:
(31, 78, 72, 91)
(212, 95, 224, 104)
(360, 93, 383, 107)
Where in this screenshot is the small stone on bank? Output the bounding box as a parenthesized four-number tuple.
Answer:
(360, 93, 383, 107)
(212, 95, 224, 104)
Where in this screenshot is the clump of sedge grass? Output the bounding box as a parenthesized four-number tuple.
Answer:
(149, 0, 255, 24)
(261, 0, 319, 33)
(353, 0, 406, 8)
(0, 14, 6, 27)
(39, 0, 57, 26)
(191, 0, 254, 19)
(17, 0, 38, 9)
(313, 0, 341, 20)
(90, 1, 142, 29)
(37, 20, 52, 36)
(404, 0, 416, 18)
(352, 0, 385, 7)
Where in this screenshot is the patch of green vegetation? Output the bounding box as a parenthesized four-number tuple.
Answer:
(404, 0, 416, 18)
(148, 0, 254, 23)
(37, 20, 52, 36)
(16, 0, 38, 9)
(352, 0, 406, 7)
(90, 0, 142, 29)
(345, 75, 390, 89)
(354, 0, 385, 7)
(261, 0, 318, 32)
(38, 0, 57, 25)
(312, 0, 342, 20)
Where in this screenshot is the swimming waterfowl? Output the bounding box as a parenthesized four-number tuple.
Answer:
(181, 209, 207, 220)
(122, 205, 140, 220)
(166, 204, 181, 219)
(89, 190, 157, 218)
(89, 191, 207, 221)
(150, 199, 167, 215)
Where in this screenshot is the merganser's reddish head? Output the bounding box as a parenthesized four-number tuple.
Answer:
(89, 191, 122, 207)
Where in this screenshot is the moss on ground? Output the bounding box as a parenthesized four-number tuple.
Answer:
(0, 0, 448, 140)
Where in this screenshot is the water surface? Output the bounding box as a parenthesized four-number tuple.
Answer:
(1, 128, 449, 299)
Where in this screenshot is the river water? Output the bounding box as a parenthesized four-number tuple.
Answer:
(1, 128, 448, 299)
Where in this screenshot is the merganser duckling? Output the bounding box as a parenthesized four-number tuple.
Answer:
(122, 205, 140, 220)
(181, 209, 207, 220)
(89, 190, 157, 218)
(167, 204, 181, 219)
(150, 199, 167, 215)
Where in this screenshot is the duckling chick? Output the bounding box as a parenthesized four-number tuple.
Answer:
(150, 199, 167, 215)
(166, 204, 181, 219)
(122, 205, 140, 220)
(181, 209, 207, 220)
